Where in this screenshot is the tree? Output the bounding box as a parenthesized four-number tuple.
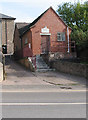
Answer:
(57, 2, 74, 28)
(57, 1, 88, 31)
(57, 1, 88, 60)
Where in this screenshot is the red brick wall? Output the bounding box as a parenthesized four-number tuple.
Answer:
(22, 8, 72, 57)
(22, 30, 33, 57)
(31, 8, 72, 56)
(23, 46, 33, 57)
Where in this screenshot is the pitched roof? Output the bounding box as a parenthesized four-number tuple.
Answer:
(16, 22, 29, 29)
(19, 8, 49, 37)
(0, 13, 16, 20)
(19, 7, 71, 37)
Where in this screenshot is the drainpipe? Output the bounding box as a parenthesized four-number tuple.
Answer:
(67, 27, 70, 53)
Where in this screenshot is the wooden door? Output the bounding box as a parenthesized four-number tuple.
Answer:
(41, 36, 50, 54)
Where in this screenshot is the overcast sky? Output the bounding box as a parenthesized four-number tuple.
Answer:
(0, 0, 87, 23)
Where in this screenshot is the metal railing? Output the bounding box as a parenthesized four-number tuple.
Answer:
(41, 41, 76, 54)
(31, 56, 36, 70)
(28, 55, 36, 70)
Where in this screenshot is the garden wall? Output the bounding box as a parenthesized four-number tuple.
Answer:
(52, 60, 88, 79)
(19, 58, 35, 72)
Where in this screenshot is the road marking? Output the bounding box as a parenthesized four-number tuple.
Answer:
(0, 103, 87, 106)
(0, 89, 87, 93)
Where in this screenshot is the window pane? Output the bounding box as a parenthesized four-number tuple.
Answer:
(57, 33, 61, 41)
(25, 38, 28, 44)
(62, 33, 65, 41)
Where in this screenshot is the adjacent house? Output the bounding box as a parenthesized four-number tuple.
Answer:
(13, 22, 29, 59)
(0, 13, 16, 54)
(14, 7, 76, 68)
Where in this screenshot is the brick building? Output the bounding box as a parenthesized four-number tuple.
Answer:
(14, 7, 76, 62)
(0, 13, 16, 54)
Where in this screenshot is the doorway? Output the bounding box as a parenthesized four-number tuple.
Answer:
(41, 35, 50, 54)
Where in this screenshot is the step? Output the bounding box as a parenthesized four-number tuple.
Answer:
(36, 55, 50, 71)
(36, 68, 54, 72)
(37, 67, 50, 69)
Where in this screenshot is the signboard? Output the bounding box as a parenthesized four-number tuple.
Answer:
(41, 26, 49, 33)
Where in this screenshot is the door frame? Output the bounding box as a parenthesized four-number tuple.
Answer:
(41, 35, 50, 54)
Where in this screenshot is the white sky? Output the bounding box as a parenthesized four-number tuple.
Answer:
(0, 0, 87, 22)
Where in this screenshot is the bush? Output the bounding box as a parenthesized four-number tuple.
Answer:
(71, 30, 88, 59)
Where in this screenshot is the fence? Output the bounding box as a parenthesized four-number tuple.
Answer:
(31, 56, 37, 70)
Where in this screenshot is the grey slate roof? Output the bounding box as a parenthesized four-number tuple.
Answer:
(0, 13, 16, 20)
(16, 22, 29, 29)
(15, 22, 30, 36)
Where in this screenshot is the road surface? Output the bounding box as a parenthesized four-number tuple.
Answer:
(1, 91, 87, 118)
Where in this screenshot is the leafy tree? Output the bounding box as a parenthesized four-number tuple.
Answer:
(71, 30, 88, 50)
(57, 1, 88, 60)
(57, 1, 88, 31)
(57, 2, 74, 28)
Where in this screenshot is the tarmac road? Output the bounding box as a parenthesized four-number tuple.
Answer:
(1, 90, 87, 118)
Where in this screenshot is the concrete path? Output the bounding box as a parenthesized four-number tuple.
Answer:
(1, 57, 87, 91)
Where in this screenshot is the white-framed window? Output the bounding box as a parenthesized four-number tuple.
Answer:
(25, 38, 28, 44)
(57, 32, 65, 41)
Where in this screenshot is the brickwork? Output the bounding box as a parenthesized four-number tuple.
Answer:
(22, 8, 72, 57)
(22, 30, 33, 57)
(14, 7, 72, 59)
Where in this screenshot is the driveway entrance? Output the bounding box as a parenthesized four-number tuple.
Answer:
(2, 56, 86, 91)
